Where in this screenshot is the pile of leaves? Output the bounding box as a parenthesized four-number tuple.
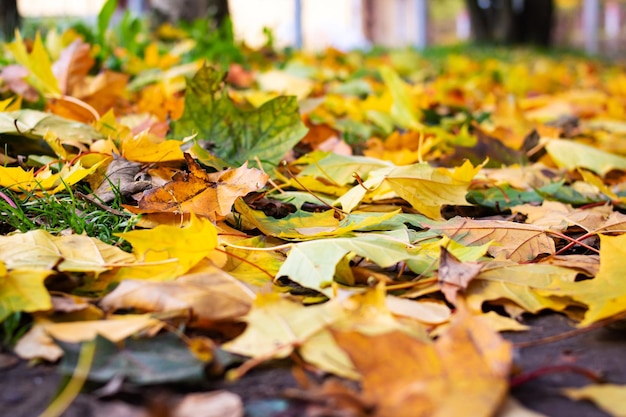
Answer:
(3, 2, 626, 416)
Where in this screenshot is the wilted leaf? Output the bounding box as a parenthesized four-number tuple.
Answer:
(439, 245, 484, 305)
(52, 39, 95, 95)
(223, 294, 358, 379)
(276, 233, 415, 295)
(540, 233, 626, 326)
(545, 138, 626, 176)
(172, 66, 308, 169)
(0, 110, 103, 156)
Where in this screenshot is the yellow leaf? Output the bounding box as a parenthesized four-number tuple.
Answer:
(385, 162, 477, 220)
(114, 214, 218, 281)
(0, 263, 52, 322)
(120, 130, 184, 162)
(541, 234, 626, 326)
(223, 294, 359, 379)
(563, 384, 626, 417)
(0, 159, 102, 195)
(0, 229, 135, 273)
(7, 31, 60, 96)
(44, 314, 161, 343)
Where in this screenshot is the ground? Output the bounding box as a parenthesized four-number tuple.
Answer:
(1, 311, 622, 417)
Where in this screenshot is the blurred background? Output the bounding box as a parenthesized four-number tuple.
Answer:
(1, 0, 625, 57)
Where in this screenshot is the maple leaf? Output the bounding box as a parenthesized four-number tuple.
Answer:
(563, 384, 626, 417)
(100, 269, 253, 326)
(539, 233, 626, 326)
(172, 66, 308, 169)
(223, 294, 359, 379)
(51, 39, 95, 95)
(0, 110, 103, 157)
(332, 305, 512, 417)
(0, 229, 134, 273)
(276, 233, 416, 295)
(127, 154, 268, 221)
(0, 261, 52, 322)
(6, 31, 60, 96)
(336, 159, 480, 219)
(113, 214, 218, 281)
(439, 245, 484, 305)
(426, 217, 555, 262)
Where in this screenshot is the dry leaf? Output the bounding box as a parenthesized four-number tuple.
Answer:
(332, 304, 512, 417)
(127, 154, 268, 221)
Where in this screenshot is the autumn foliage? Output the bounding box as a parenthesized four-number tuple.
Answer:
(3, 4, 626, 417)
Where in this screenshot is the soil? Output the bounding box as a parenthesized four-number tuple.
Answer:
(1, 312, 623, 417)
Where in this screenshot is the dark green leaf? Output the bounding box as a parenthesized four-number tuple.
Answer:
(58, 333, 205, 385)
(172, 66, 308, 169)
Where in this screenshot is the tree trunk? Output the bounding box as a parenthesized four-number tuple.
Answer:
(464, 0, 553, 46)
(0, 0, 20, 40)
(150, 0, 230, 27)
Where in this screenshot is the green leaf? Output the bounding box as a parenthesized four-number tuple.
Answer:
(277, 234, 416, 295)
(58, 333, 208, 385)
(97, 0, 118, 47)
(467, 184, 543, 210)
(235, 199, 401, 240)
(379, 66, 422, 130)
(545, 139, 626, 176)
(172, 66, 308, 169)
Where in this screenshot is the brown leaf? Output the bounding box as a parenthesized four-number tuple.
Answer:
(71, 70, 129, 116)
(429, 217, 555, 262)
(129, 154, 269, 221)
(439, 245, 484, 305)
(93, 155, 152, 203)
(100, 270, 254, 327)
(332, 305, 512, 417)
(52, 40, 95, 95)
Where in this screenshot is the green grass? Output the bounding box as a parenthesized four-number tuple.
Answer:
(0, 184, 138, 251)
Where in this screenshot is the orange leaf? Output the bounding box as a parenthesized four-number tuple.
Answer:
(332, 305, 512, 417)
(128, 154, 269, 221)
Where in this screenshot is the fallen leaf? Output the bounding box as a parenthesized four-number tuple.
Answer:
(0, 229, 135, 273)
(332, 305, 512, 417)
(563, 384, 626, 417)
(113, 214, 218, 281)
(59, 333, 206, 385)
(439, 245, 484, 305)
(0, 262, 52, 322)
(6, 31, 60, 96)
(173, 391, 244, 417)
(128, 154, 268, 221)
(172, 66, 308, 169)
(100, 270, 253, 326)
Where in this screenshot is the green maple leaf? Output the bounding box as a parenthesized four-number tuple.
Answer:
(172, 66, 308, 169)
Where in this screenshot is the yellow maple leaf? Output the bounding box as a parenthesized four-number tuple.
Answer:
(7, 31, 61, 96)
(0, 261, 53, 322)
(0, 159, 103, 195)
(113, 214, 218, 281)
(120, 130, 184, 163)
